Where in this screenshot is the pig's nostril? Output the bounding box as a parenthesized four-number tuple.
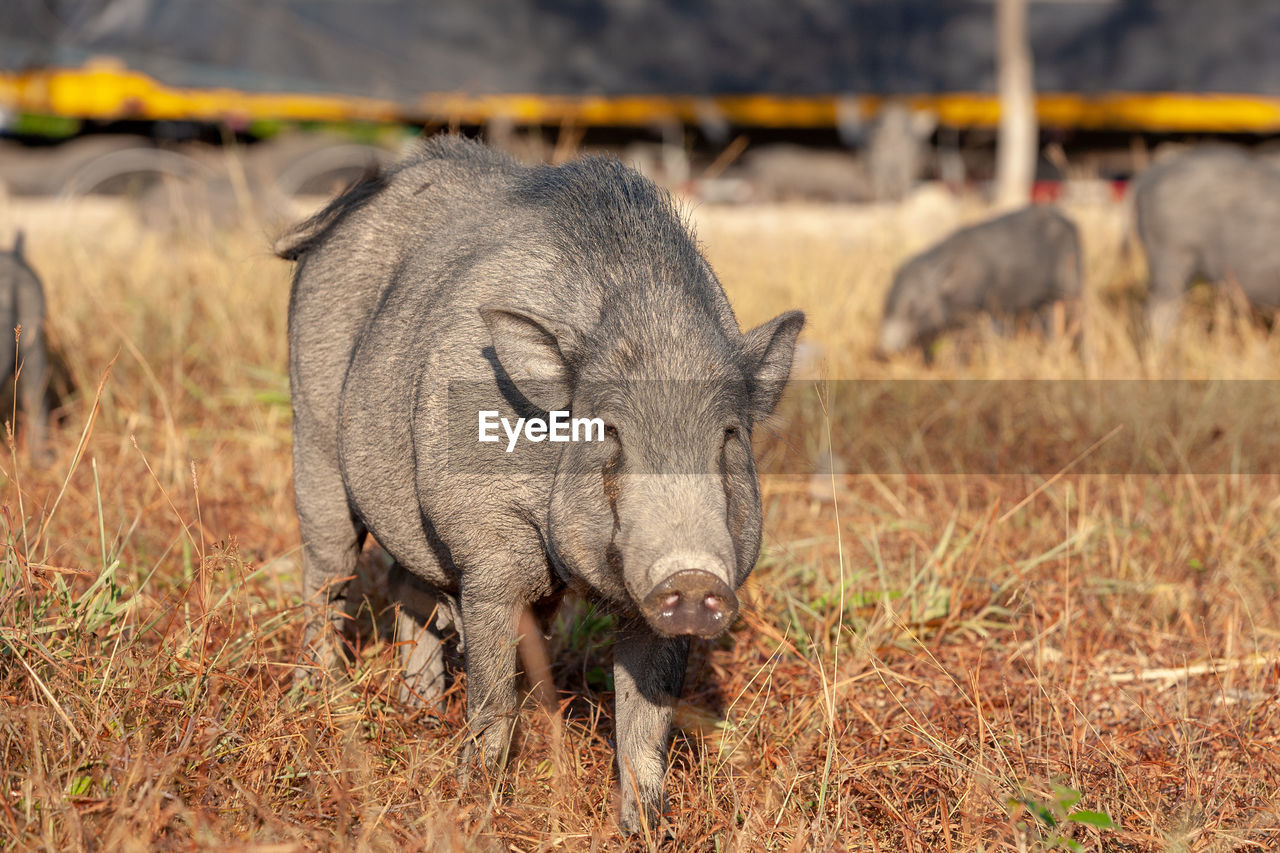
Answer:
(641, 569, 739, 638)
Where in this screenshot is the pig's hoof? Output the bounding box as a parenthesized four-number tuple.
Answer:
(287, 664, 332, 699)
(456, 742, 509, 791)
(619, 798, 670, 839)
(397, 678, 446, 712)
(288, 641, 346, 697)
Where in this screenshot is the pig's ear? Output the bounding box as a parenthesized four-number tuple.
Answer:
(479, 305, 574, 412)
(743, 310, 805, 419)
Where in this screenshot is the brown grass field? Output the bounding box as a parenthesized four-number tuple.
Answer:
(0, 176, 1277, 851)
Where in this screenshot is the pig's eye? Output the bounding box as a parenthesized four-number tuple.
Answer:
(724, 425, 739, 441)
(604, 424, 619, 440)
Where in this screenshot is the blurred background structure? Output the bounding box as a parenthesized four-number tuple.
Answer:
(1, 0, 1279, 206)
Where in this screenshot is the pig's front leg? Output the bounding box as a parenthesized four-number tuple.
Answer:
(613, 622, 690, 834)
(458, 591, 522, 782)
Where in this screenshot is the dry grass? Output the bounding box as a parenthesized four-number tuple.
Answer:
(1, 185, 1278, 851)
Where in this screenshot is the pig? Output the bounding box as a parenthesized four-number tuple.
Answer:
(0, 232, 50, 463)
(1132, 145, 1280, 339)
(866, 103, 937, 202)
(276, 136, 804, 833)
(742, 144, 871, 202)
(877, 205, 1082, 357)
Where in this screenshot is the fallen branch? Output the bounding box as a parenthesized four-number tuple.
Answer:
(1106, 654, 1277, 684)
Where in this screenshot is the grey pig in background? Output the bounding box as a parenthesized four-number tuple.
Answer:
(1133, 145, 1280, 339)
(866, 102, 937, 202)
(0, 232, 50, 463)
(277, 136, 804, 833)
(877, 205, 1081, 358)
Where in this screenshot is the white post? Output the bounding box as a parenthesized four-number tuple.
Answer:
(994, 0, 1037, 209)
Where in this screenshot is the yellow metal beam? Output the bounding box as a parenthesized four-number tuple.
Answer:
(4, 64, 1280, 133)
(4, 62, 402, 124)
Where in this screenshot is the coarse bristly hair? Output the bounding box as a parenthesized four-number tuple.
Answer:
(272, 164, 389, 261)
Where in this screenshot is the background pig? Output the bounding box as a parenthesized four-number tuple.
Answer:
(0, 232, 50, 463)
(877, 205, 1081, 358)
(277, 136, 803, 832)
(866, 102, 937, 202)
(1133, 145, 1280, 339)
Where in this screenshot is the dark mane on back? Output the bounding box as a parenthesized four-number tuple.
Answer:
(511, 155, 745, 374)
(511, 156, 704, 281)
(273, 164, 388, 261)
(274, 135, 515, 261)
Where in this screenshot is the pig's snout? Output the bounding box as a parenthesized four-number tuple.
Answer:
(641, 569, 738, 638)
(876, 317, 914, 357)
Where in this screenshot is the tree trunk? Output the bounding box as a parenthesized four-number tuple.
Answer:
(994, 0, 1037, 209)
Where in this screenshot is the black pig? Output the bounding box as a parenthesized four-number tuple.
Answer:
(0, 232, 49, 462)
(277, 137, 803, 832)
(878, 205, 1081, 357)
(1134, 145, 1280, 339)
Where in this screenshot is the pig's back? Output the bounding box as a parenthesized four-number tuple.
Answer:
(287, 138, 522, 456)
(1134, 147, 1280, 292)
(937, 207, 1072, 311)
(286, 139, 536, 584)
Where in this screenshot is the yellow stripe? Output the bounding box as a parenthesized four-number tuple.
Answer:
(4, 64, 401, 123)
(4, 65, 1280, 132)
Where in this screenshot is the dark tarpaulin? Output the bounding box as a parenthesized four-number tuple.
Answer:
(1, 0, 1278, 102)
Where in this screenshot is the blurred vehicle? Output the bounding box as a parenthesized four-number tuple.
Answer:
(1, 0, 1277, 198)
